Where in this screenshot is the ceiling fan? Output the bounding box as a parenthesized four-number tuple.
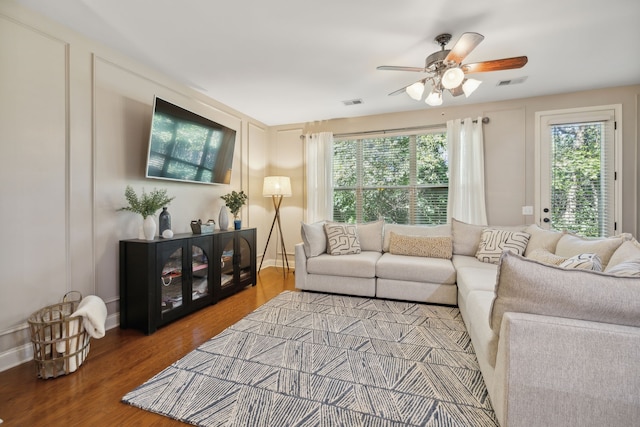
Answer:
(377, 32, 528, 106)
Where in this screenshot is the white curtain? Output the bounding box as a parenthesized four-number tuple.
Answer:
(447, 117, 488, 225)
(304, 132, 333, 223)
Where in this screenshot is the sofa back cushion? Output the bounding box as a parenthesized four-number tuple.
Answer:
(488, 251, 640, 367)
(301, 221, 327, 257)
(523, 224, 564, 256)
(356, 219, 384, 252)
(606, 239, 640, 271)
(382, 223, 450, 252)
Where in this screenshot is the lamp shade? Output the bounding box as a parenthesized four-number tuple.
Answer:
(462, 78, 482, 97)
(406, 81, 425, 101)
(441, 67, 465, 89)
(263, 176, 292, 197)
(425, 90, 443, 106)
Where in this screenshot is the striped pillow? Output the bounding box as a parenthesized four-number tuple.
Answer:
(476, 229, 530, 264)
(605, 259, 640, 277)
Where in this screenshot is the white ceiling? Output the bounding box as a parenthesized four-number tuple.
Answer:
(14, 0, 640, 126)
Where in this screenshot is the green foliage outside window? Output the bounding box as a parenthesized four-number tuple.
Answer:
(332, 132, 448, 225)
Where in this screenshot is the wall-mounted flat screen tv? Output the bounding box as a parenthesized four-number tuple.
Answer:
(145, 96, 237, 185)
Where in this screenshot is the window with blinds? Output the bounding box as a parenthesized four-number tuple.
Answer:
(549, 119, 614, 236)
(332, 130, 448, 225)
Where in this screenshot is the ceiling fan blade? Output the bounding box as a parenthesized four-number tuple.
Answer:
(445, 32, 484, 64)
(377, 65, 425, 72)
(462, 56, 528, 74)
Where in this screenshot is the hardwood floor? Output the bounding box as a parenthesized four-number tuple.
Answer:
(0, 267, 296, 426)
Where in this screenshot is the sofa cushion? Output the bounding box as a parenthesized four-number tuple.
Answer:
(456, 266, 499, 304)
(301, 221, 327, 257)
(475, 229, 530, 264)
(376, 253, 456, 285)
(555, 233, 627, 268)
(382, 223, 450, 252)
(356, 219, 384, 252)
(558, 253, 602, 271)
(523, 224, 564, 256)
(606, 239, 640, 271)
(488, 251, 640, 367)
(325, 223, 361, 255)
(451, 254, 498, 271)
(388, 232, 452, 259)
(307, 251, 381, 278)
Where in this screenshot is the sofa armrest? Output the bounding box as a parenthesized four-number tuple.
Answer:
(492, 312, 640, 427)
(294, 243, 308, 290)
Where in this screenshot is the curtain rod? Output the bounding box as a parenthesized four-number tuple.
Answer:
(304, 117, 489, 139)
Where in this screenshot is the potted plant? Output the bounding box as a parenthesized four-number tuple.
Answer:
(221, 190, 248, 230)
(120, 185, 175, 240)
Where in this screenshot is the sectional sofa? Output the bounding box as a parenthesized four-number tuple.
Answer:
(294, 219, 640, 427)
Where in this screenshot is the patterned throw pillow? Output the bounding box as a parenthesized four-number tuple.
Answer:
(388, 232, 453, 259)
(475, 229, 530, 264)
(559, 253, 603, 271)
(324, 223, 361, 255)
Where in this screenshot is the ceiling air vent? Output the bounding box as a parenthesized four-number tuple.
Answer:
(497, 76, 528, 86)
(342, 98, 363, 106)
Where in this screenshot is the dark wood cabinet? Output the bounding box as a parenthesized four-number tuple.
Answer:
(119, 228, 256, 334)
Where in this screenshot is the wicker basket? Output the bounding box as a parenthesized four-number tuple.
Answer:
(27, 291, 91, 379)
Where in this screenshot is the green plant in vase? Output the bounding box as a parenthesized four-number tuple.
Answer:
(221, 190, 248, 230)
(120, 185, 175, 240)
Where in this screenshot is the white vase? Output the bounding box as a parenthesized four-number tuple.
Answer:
(218, 206, 229, 230)
(142, 216, 156, 240)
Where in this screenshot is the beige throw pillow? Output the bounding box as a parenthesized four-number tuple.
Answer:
(488, 251, 640, 367)
(523, 224, 564, 256)
(356, 219, 384, 252)
(383, 223, 451, 252)
(451, 218, 485, 256)
(324, 223, 361, 255)
(526, 248, 567, 266)
(475, 229, 530, 264)
(555, 233, 626, 269)
(388, 232, 453, 259)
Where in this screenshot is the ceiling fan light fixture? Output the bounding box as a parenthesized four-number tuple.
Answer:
(406, 81, 425, 100)
(441, 67, 465, 89)
(425, 90, 443, 106)
(462, 78, 482, 97)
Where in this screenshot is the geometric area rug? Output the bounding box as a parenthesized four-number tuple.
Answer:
(122, 291, 497, 426)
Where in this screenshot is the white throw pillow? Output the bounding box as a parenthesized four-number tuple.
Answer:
(605, 259, 640, 277)
(559, 253, 602, 271)
(300, 221, 327, 257)
(324, 223, 361, 255)
(606, 239, 640, 271)
(356, 219, 384, 252)
(475, 229, 530, 264)
(526, 248, 567, 266)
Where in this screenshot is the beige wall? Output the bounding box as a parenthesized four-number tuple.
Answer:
(0, 2, 274, 370)
(276, 86, 639, 235)
(1, 0, 638, 372)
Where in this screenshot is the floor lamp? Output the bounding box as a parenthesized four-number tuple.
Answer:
(259, 176, 292, 273)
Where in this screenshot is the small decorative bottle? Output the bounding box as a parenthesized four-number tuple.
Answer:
(159, 207, 171, 237)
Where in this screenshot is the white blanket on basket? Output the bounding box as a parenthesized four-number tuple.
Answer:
(55, 295, 107, 372)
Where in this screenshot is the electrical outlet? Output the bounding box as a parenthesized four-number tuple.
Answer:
(522, 206, 534, 215)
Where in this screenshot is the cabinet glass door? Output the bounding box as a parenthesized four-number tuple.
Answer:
(238, 236, 252, 284)
(220, 238, 234, 291)
(191, 244, 209, 301)
(160, 247, 183, 314)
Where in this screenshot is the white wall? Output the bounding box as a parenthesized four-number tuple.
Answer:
(0, 2, 272, 371)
